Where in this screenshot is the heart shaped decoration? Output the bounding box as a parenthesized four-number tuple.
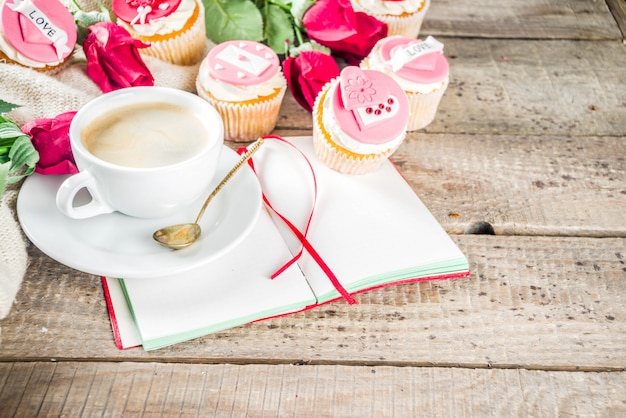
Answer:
(340, 67, 390, 111)
(18, 14, 49, 45)
(402, 48, 438, 72)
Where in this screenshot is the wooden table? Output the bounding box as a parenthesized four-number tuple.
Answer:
(2, 0, 625, 415)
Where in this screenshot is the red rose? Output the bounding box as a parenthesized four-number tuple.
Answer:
(283, 50, 340, 113)
(22, 111, 78, 176)
(302, 0, 388, 64)
(83, 22, 154, 93)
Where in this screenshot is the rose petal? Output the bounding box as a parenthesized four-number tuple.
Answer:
(283, 50, 339, 113)
(23, 111, 78, 176)
(302, 0, 387, 64)
(83, 22, 153, 93)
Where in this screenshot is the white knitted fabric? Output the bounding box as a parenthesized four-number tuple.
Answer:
(0, 2, 208, 320)
(0, 187, 27, 319)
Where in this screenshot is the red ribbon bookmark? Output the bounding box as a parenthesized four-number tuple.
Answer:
(238, 135, 357, 305)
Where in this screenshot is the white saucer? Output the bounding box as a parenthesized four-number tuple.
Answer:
(17, 146, 262, 279)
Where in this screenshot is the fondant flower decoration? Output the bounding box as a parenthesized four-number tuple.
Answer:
(282, 50, 340, 113)
(302, 0, 388, 64)
(344, 76, 376, 104)
(22, 111, 78, 176)
(83, 21, 154, 93)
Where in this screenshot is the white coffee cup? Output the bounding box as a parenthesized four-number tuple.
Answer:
(56, 86, 224, 219)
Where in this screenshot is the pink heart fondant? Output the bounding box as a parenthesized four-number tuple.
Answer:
(18, 14, 49, 46)
(340, 66, 390, 111)
(402, 49, 439, 71)
(333, 67, 410, 145)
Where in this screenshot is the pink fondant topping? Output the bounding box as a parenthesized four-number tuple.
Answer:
(112, 0, 182, 24)
(1, 0, 77, 62)
(380, 36, 449, 84)
(333, 67, 409, 144)
(207, 41, 279, 86)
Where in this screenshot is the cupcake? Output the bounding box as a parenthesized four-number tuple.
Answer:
(0, 0, 77, 73)
(196, 40, 286, 142)
(361, 35, 449, 131)
(112, 0, 206, 65)
(350, 0, 430, 38)
(312, 66, 409, 175)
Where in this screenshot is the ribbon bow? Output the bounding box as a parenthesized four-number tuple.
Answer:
(131, 5, 153, 24)
(238, 136, 358, 305)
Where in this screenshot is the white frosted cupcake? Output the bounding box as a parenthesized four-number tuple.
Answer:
(312, 66, 409, 175)
(350, 0, 430, 38)
(0, 0, 77, 73)
(196, 40, 287, 142)
(113, 0, 206, 65)
(361, 35, 449, 131)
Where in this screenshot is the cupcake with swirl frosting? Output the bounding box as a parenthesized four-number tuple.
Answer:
(195, 40, 287, 142)
(361, 35, 449, 131)
(312, 66, 409, 175)
(112, 0, 206, 65)
(0, 0, 77, 73)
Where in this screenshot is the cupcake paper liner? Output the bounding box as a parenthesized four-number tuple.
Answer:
(0, 50, 72, 74)
(136, 1, 206, 65)
(352, 0, 430, 38)
(197, 84, 286, 142)
(381, 12, 427, 38)
(406, 79, 449, 131)
(312, 84, 398, 175)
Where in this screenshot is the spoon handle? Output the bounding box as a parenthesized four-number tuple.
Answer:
(194, 137, 264, 224)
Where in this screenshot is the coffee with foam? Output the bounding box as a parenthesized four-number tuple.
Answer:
(81, 102, 209, 168)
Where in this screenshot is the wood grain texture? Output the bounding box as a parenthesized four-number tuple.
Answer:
(2, 236, 624, 371)
(275, 39, 626, 137)
(392, 133, 626, 237)
(1, 362, 625, 417)
(605, 0, 626, 39)
(1, 0, 624, 413)
(422, 0, 622, 40)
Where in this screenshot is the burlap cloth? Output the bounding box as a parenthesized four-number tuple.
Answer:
(0, 0, 209, 321)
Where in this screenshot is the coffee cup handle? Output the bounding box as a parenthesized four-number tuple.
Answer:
(56, 170, 115, 219)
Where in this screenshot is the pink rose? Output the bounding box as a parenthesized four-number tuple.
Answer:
(83, 22, 154, 93)
(302, 0, 388, 64)
(22, 111, 78, 176)
(283, 50, 340, 113)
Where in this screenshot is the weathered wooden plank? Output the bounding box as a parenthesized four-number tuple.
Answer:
(393, 133, 626, 237)
(268, 133, 626, 238)
(276, 39, 626, 138)
(1, 362, 625, 417)
(423, 0, 622, 40)
(605, 0, 626, 40)
(74, 0, 621, 40)
(2, 236, 624, 370)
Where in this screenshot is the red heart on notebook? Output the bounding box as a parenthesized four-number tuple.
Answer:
(340, 66, 390, 111)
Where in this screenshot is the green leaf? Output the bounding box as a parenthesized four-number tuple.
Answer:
(0, 110, 38, 199)
(0, 100, 20, 115)
(74, 9, 111, 45)
(289, 0, 315, 26)
(288, 40, 331, 57)
(0, 161, 9, 198)
(262, 4, 295, 54)
(7, 135, 39, 183)
(0, 120, 25, 140)
(203, 0, 264, 43)
(67, 0, 111, 45)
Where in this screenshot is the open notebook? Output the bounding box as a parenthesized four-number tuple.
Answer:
(103, 136, 469, 350)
